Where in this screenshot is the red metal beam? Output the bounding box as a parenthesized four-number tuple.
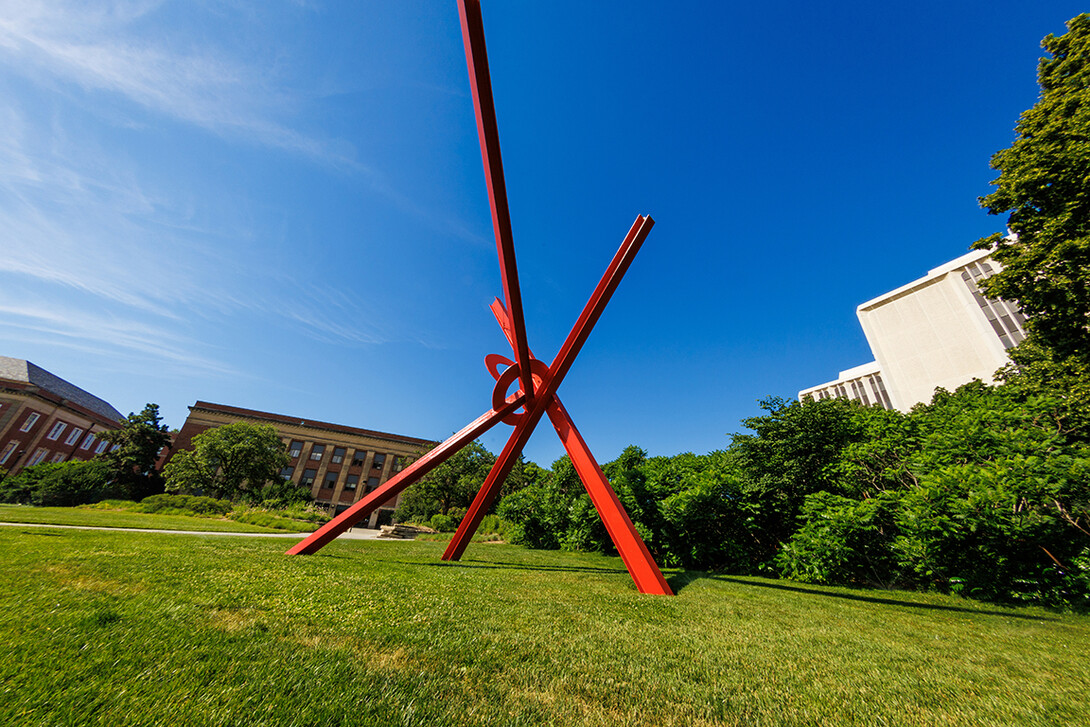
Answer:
(443, 215, 654, 562)
(546, 215, 653, 391)
(287, 397, 523, 555)
(488, 299, 673, 595)
(545, 399, 672, 595)
(457, 0, 534, 406)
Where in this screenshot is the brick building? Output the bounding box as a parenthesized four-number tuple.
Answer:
(163, 401, 435, 526)
(0, 356, 124, 475)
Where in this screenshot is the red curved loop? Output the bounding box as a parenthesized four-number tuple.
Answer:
(488, 356, 549, 426)
(484, 353, 514, 381)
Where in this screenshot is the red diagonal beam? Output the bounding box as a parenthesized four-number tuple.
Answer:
(443, 215, 654, 561)
(458, 0, 534, 406)
(287, 396, 524, 555)
(546, 398, 673, 595)
(490, 299, 672, 594)
(546, 215, 654, 391)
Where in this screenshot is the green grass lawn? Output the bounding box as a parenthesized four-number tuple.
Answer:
(0, 504, 295, 533)
(1, 527, 1087, 727)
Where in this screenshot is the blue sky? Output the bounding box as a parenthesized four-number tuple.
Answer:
(0, 1, 1083, 467)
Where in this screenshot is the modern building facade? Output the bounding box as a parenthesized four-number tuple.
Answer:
(800, 249, 1027, 411)
(163, 401, 435, 526)
(0, 356, 124, 475)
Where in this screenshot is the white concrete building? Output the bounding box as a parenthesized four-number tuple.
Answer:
(800, 249, 1027, 411)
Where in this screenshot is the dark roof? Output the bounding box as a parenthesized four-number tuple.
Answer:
(190, 401, 435, 447)
(0, 356, 124, 423)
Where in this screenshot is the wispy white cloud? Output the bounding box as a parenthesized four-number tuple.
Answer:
(0, 0, 359, 166)
(0, 0, 471, 378)
(0, 301, 238, 376)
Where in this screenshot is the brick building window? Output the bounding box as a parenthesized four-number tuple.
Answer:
(371, 453, 386, 470)
(288, 441, 303, 458)
(365, 476, 380, 493)
(28, 448, 48, 466)
(95, 440, 108, 454)
(345, 474, 359, 491)
(46, 422, 67, 440)
(50, 452, 66, 463)
(19, 412, 40, 432)
(81, 432, 96, 450)
(65, 428, 84, 446)
(321, 472, 338, 489)
(0, 441, 17, 465)
(331, 447, 346, 464)
(280, 467, 294, 480)
(351, 450, 368, 467)
(301, 469, 317, 487)
(310, 444, 325, 461)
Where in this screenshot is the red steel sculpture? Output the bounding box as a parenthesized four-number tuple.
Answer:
(287, 0, 673, 596)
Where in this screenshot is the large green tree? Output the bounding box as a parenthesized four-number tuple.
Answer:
(395, 440, 496, 522)
(97, 403, 172, 500)
(162, 422, 290, 501)
(974, 14, 1090, 360)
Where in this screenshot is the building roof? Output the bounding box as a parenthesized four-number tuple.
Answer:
(190, 401, 436, 448)
(0, 356, 124, 423)
(856, 248, 991, 313)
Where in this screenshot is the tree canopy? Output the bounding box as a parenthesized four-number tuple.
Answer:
(162, 423, 290, 501)
(395, 441, 496, 522)
(974, 13, 1090, 361)
(97, 403, 171, 500)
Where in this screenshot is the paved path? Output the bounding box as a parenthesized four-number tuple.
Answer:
(0, 521, 387, 540)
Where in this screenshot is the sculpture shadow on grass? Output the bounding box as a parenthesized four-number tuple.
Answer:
(392, 557, 630, 577)
(682, 573, 1059, 621)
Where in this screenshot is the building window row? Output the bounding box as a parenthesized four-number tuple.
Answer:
(961, 262, 1027, 349)
(866, 374, 893, 409)
(802, 372, 891, 410)
(283, 438, 395, 471)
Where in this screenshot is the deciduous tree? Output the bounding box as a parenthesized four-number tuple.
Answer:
(97, 403, 171, 500)
(162, 423, 289, 501)
(974, 14, 1090, 361)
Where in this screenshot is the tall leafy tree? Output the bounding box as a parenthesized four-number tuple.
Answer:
(395, 440, 496, 522)
(97, 403, 171, 500)
(974, 14, 1090, 360)
(162, 422, 289, 500)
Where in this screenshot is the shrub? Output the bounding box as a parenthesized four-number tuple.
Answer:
(894, 456, 1090, 605)
(138, 493, 232, 517)
(83, 500, 140, 511)
(0, 461, 119, 507)
(229, 509, 318, 532)
(478, 514, 505, 536)
(776, 491, 901, 587)
(429, 513, 457, 532)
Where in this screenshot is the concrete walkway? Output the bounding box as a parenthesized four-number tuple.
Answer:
(0, 520, 387, 540)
